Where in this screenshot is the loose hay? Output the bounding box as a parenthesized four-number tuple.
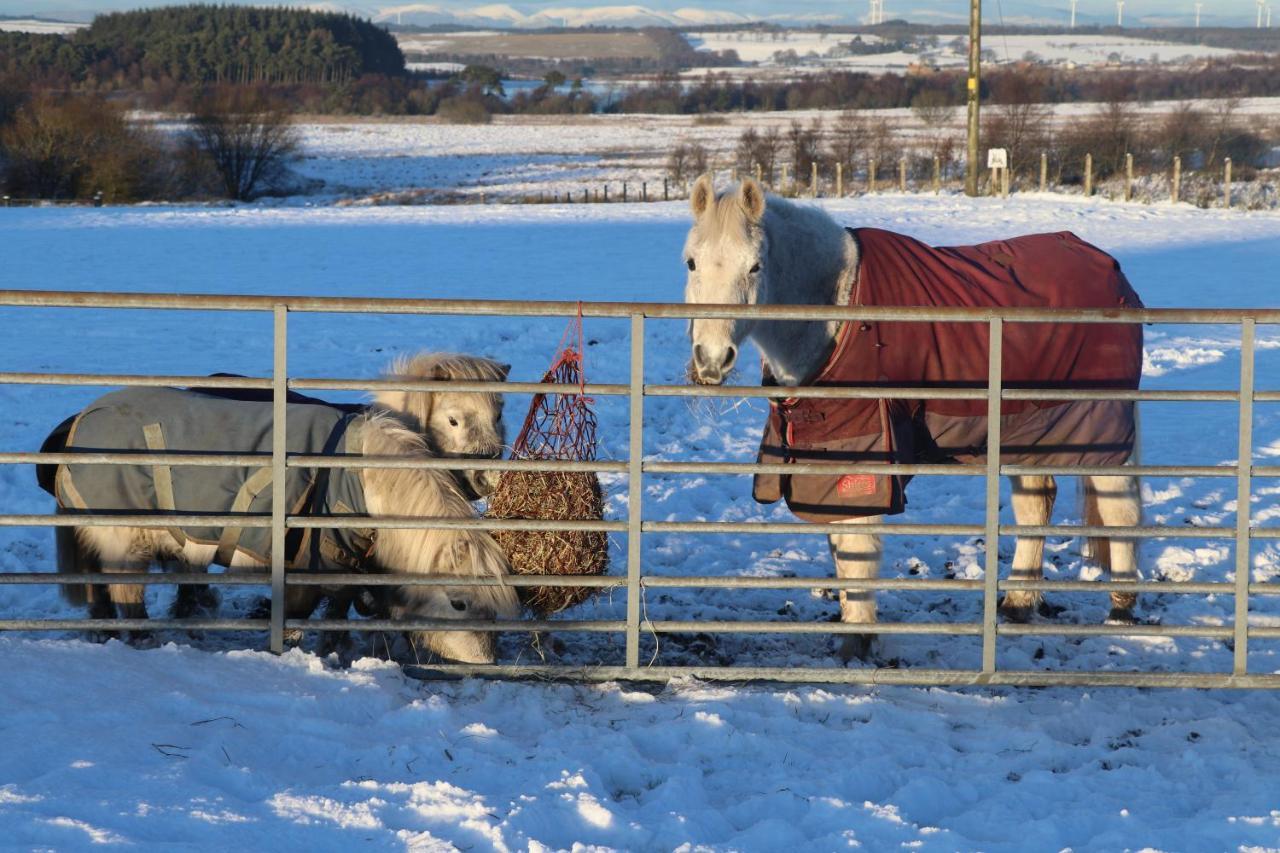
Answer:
(486, 470, 608, 616)
(484, 331, 609, 617)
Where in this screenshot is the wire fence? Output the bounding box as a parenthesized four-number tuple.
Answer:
(1, 290, 1279, 687)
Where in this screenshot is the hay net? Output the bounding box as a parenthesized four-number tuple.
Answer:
(511, 315, 597, 462)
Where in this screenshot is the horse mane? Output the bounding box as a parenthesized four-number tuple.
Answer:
(371, 352, 509, 438)
(356, 412, 519, 618)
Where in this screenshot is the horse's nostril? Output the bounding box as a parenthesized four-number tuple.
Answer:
(693, 343, 706, 368)
(723, 346, 737, 370)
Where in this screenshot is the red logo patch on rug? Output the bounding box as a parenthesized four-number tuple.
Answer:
(837, 474, 878, 498)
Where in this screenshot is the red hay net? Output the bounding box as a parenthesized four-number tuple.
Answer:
(511, 312, 598, 462)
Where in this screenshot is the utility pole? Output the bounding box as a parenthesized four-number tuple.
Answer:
(965, 0, 981, 197)
(1070, 0, 1078, 29)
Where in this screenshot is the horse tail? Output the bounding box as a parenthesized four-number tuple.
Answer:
(55, 511, 98, 606)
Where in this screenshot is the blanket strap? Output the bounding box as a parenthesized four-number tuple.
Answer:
(213, 467, 274, 567)
(143, 423, 186, 546)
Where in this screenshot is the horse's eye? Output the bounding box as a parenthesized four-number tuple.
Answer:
(686, 258, 696, 271)
(749, 262, 761, 274)
(448, 417, 459, 427)
(450, 599, 468, 612)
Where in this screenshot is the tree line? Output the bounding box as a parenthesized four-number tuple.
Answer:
(0, 5, 404, 88)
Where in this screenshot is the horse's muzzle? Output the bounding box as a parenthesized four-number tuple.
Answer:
(690, 343, 737, 385)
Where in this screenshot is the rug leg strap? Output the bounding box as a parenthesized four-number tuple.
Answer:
(214, 466, 274, 567)
(143, 422, 186, 546)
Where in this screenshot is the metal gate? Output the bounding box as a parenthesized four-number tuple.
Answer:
(1, 290, 1277, 688)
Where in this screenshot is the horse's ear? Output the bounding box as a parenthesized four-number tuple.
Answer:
(496, 362, 512, 380)
(738, 177, 766, 222)
(690, 173, 714, 219)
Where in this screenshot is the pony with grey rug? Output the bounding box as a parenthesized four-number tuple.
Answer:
(682, 175, 1145, 661)
(45, 352, 518, 664)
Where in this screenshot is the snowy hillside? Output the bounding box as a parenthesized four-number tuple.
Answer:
(2, 193, 1280, 847)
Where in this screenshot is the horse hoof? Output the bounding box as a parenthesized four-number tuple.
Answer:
(1037, 600, 1065, 619)
(999, 602, 1035, 623)
(282, 628, 304, 647)
(318, 631, 352, 658)
(839, 634, 874, 663)
(1106, 608, 1137, 626)
(128, 631, 157, 649)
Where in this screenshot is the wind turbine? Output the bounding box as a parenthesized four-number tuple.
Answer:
(1260, 0, 1266, 28)
(1070, 0, 1078, 28)
(1116, 0, 1124, 27)
(1194, 2, 1203, 27)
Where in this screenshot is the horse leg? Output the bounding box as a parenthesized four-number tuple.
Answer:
(1086, 474, 1141, 623)
(829, 515, 883, 662)
(92, 527, 155, 646)
(999, 474, 1057, 622)
(317, 589, 355, 658)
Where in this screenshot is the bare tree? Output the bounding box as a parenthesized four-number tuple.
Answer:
(735, 125, 782, 183)
(787, 118, 823, 182)
(827, 110, 868, 177)
(667, 141, 708, 183)
(190, 88, 299, 201)
(982, 73, 1052, 178)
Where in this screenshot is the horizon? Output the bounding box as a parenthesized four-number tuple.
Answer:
(0, 1, 1268, 28)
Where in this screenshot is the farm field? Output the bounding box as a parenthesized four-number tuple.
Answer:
(396, 29, 666, 61)
(685, 29, 1249, 76)
(284, 100, 1280, 203)
(2, 192, 1280, 847)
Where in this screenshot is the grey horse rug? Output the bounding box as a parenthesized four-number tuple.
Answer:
(47, 387, 373, 569)
(754, 228, 1145, 522)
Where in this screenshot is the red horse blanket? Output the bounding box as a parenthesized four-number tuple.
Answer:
(754, 228, 1144, 522)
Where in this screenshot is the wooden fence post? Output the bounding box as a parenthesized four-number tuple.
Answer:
(1084, 153, 1093, 197)
(1001, 167, 1009, 198)
(755, 162, 763, 185)
(899, 157, 908, 192)
(781, 163, 790, 196)
(622, 183, 627, 203)
(663, 178, 669, 201)
(1172, 156, 1181, 204)
(933, 156, 941, 194)
(642, 182, 647, 202)
(836, 162, 844, 197)
(1124, 153, 1133, 202)
(869, 158, 877, 193)
(811, 161, 818, 197)
(604, 184, 610, 203)
(1224, 158, 1233, 208)
(1040, 152, 1048, 193)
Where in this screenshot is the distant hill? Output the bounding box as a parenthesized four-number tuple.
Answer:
(0, 4, 405, 85)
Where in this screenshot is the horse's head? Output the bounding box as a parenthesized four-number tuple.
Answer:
(373, 353, 511, 499)
(683, 174, 769, 386)
(386, 534, 520, 664)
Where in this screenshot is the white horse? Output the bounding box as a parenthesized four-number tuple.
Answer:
(54, 353, 518, 664)
(682, 175, 1142, 660)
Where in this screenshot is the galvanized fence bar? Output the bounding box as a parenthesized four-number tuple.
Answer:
(625, 313, 644, 671)
(1234, 318, 1256, 675)
(5, 289, 1280, 324)
(982, 318, 1004, 675)
(270, 305, 288, 654)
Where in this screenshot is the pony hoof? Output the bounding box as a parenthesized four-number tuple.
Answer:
(839, 634, 874, 663)
(318, 631, 352, 658)
(1106, 608, 1137, 626)
(282, 628, 304, 647)
(1037, 600, 1065, 619)
(128, 631, 157, 649)
(999, 601, 1035, 623)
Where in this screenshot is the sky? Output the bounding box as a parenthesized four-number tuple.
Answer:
(1, 0, 1264, 28)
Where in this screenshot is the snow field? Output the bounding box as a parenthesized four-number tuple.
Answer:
(2, 192, 1280, 847)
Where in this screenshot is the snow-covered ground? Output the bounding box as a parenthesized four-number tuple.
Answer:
(286, 102, 1280, 203)
(0, 18, 86, 35)
(687, 30, 1248, 76)
(3, 193, 1280, 848)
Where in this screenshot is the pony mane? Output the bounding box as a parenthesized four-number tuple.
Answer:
(355, 412, 519, 618)
(371, 351, 508, 438)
